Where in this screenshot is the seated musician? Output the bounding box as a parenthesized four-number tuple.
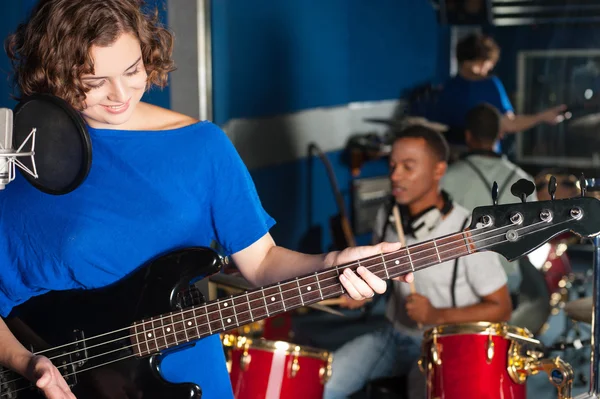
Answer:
(324, 125, 512, 399)
(441, 103, 537, 298)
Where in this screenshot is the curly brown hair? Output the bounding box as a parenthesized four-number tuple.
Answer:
(4, 0, 176, 110)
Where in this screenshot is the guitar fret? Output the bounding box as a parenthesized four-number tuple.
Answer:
(134, 323, 143, 355)
(192, 307, 201, 338)
(140, 320, 151, 355)
(278, 285, 286, 311)
(380, 253, 390, 279)
(180, 312, 190, 342)
(261, 288, 270, 317)
(151, 317, 165, 349)
(217, 302, 226, 331)
(160, 318, 170, 348)
(204, 306, 212, 334)
(315, 272, 324, 300)
(245, 292, 254, 321)
(150, 317, 159, 350)
(433, 239, 442, 262)
(296, 278, 305, 306)
(406, 247, 415, 272)
(336, 265, 345, 293)
(230, 295, 240, 326)
(462, 232, 472, 253)
(170, 314, 178, 345)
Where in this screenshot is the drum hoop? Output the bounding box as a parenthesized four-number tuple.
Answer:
(221, 334, 331, 360)
(422, 322, 534, 342)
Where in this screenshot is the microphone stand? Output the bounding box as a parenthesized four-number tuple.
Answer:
(576, 177, 600, 398)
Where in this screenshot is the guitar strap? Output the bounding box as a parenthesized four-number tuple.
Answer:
(462, 157, 518, 203)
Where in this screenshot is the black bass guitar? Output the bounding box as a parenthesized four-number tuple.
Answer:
(1, 189, 599, 398)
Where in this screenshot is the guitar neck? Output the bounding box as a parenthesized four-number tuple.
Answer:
(129, 228, 477, 356)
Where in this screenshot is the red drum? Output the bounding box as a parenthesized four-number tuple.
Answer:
(419, 322, 540, 399)
(222, 334, 332, 399)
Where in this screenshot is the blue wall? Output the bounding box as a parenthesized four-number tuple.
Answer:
(0, 0, 169, 109)
(211, 1, 447, 252)
(212, 0, 445, 125)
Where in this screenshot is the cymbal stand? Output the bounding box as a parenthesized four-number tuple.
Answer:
(575, 234, 600, 398)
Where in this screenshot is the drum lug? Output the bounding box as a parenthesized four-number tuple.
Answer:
(431, 332, 442, 366)
(319, 354, 334, 384)
(486, 334, 495, 364)
(289, 346, 301, 378)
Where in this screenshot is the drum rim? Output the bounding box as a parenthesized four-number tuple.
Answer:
(221, 334, 331, 360)
(422, 322, 533, 341)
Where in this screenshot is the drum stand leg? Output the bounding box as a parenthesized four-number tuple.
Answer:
(575, 236, 600, 398)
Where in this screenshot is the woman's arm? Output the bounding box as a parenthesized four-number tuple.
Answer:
(231, 233, 413, 300)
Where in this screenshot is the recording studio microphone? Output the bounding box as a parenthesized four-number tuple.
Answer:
(0, 107, 37, 190)
(0, 108, 14, 189)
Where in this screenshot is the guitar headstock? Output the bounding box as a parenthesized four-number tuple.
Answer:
(468, 178, 600, 262)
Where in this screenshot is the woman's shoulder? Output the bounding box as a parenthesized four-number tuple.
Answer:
(136, 102, 200, 131)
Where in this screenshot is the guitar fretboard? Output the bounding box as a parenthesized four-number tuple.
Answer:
(129, 230, 475, 356)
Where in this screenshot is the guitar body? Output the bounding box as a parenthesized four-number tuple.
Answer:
(4, 247, 222, 399)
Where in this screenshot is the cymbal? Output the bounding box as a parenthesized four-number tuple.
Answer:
(564, 296, 593, 323)
(209, 273, 345, 317)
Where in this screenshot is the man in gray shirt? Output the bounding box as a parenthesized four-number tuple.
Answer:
(441, 103, 537, 307)
(324, 125, 511, 399)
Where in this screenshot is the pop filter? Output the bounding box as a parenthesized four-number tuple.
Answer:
(13, 94, 91, 195)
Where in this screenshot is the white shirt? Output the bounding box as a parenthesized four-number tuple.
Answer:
(375, 203, 508, 338)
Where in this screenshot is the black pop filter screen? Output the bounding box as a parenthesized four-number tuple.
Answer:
(13, 95, 91, 195)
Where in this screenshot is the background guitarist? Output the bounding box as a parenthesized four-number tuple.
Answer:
(324, 125, 513, 399)
(0, 1, 412, 398)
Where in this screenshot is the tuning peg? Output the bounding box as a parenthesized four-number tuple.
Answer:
(511, 179, 536, 203)
(580, 173, 587, 197)
(548, 176, 557, 200)
(491, 181, 499, 206)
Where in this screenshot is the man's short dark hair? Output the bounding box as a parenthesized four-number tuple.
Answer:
(465, 103, 501, 144)
(456, 33, 500, 64)
(393, 125, 450, 162)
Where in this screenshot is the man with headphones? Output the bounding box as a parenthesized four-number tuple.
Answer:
(324, 125, 512, 399)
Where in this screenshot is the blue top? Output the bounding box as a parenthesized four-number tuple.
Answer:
(434, 74, 514, 145)
(0, 120, 275, 398)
